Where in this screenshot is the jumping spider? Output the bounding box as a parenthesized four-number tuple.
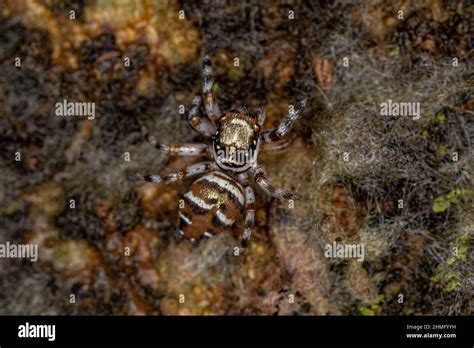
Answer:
(137, 56, 306, 248)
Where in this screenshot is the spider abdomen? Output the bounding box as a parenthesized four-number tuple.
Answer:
(178, 171, 245, 241)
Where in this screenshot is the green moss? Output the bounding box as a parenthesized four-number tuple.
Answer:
(389, 46, 400, 57)
(359, 307, 375, 316)
(435, 113, 446, 123)
(448, 233, 469, 262)
(432, 197, 449, 213)
(437, 145, 447, 156)
(431, 232, 470, 292)
(431, 267, 462, 292)
(445, 278, 461, 292)
(358, 294, 385, 316)
(432, 188, 471, 213)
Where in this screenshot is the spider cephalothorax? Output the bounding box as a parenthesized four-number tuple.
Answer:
(213, 108, 262, 173)
(137, 55, 306, 248)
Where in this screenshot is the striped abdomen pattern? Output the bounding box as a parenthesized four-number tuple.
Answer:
(178, 171, 245, 241)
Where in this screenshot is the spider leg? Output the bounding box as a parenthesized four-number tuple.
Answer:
(136, 161, 217, 185)
(202, 55, 221, 124)
(251, 165, 298, 201)
(257, 108, 294, 154)
(261, 98, 306, 143)
(142, 126, 209, 156)
(256, 107, 266, 125)
(187, 95, 216, 138)
(260, 135, 295, 154)
(237, 174, 255, 249)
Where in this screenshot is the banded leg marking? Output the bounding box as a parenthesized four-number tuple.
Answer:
(260, 136, 294, 154)
(142, 126, 209, 156)
(202, 55, 221, 123)
(252, 165, 297, 201)
(241, 179, 255, 249)
(137, 161, 216, 185)
(187, 95, 216, 138)
(261, 98, 307, 143)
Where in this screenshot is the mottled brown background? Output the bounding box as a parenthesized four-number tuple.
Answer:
(0, 0, 472, 315)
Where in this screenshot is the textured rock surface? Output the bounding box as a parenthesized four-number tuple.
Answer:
(0, 0, 472, 315)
